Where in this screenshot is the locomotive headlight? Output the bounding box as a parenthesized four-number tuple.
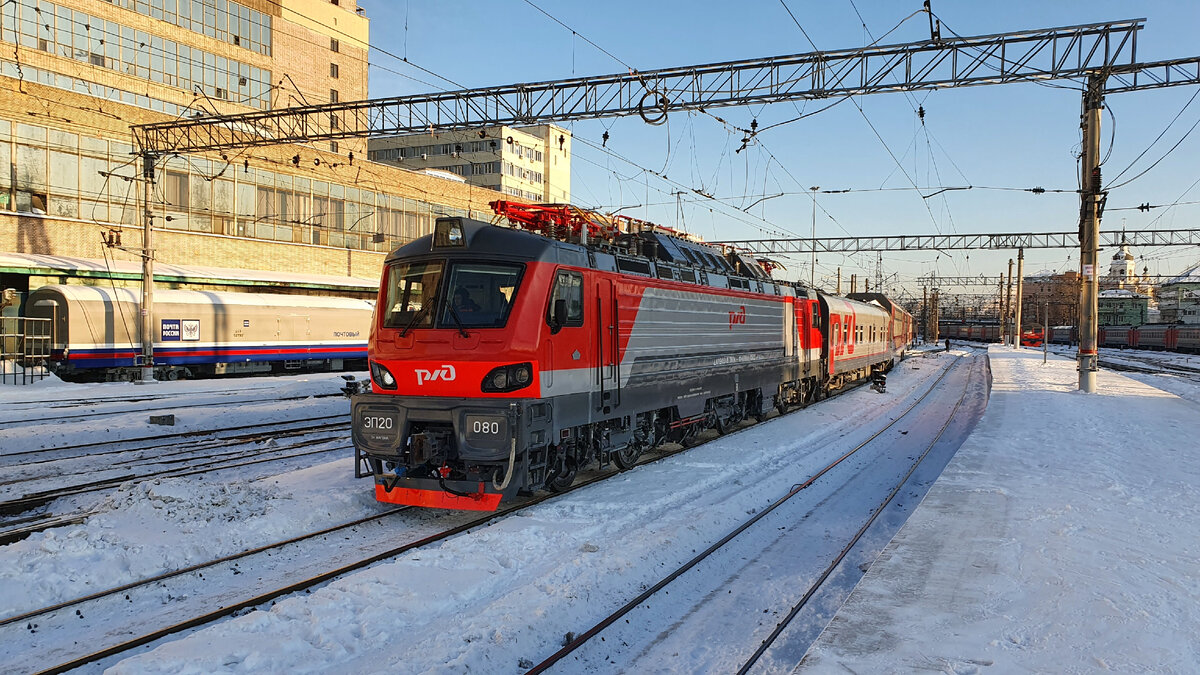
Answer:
(491, 370, 509, 390)
(513, 364, 531, 385)
(481, 362, 533, 393)
(370, 361, 397, 390)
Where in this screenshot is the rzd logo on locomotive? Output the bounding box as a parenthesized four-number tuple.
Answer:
(728, 306, 747, 330)
(415, 364, 457, 385)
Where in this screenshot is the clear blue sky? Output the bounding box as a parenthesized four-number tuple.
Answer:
(357, 0, 1200, 297)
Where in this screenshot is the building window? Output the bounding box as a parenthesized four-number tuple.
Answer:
(330, 141, 339, 153)
(330, 89, 339, 103)
(330, 63, 339, 79)
(163, 170, 189, 208)
(330, 38, 339, 52)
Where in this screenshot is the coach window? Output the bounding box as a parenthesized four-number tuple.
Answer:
(547, 270, 584, 330)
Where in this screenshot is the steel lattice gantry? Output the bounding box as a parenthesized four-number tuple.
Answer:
(133, 18, 1162, 154)
(715, 228, 1200, 254)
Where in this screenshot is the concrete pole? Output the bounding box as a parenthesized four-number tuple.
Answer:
(923, 286, 928, 343)
(837, 267, 842, 295)
(1078, 73, 1104, 393)
(139, 152, 157, 384)
(931, 290, 940, 343)
(850, 274, 856, 294)
(998, 277, 1005, 343)
(1015, 248, 1025, 348)
(1005, 259, 1014, 346)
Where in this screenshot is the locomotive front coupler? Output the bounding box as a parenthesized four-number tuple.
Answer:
(409, 429, 453, 466)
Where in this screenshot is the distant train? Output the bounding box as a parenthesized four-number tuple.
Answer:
(1047, 323, 1200, 353)
(25, 285, 372, 381)
(938, 322, 1001, 343)
(351, 205, 913, 511)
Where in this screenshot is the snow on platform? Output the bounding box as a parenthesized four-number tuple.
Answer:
(799, 347, 1200, 672)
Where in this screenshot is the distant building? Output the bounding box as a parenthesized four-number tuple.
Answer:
(1021, 270, 1080, 329)
(1098, 289, 1149, 326)
(1100, 237, 1154, 296)
(369, 124, 571, 204)
(1158, 263, 1200, 324)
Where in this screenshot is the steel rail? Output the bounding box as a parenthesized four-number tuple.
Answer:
(0, 413, 348, 462)
(0, 392, 344, 430)
(0, 439, 351, 521)
(738, 353, 977, 672)
(0, 505, 412, 629)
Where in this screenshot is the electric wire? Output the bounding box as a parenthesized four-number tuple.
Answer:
(1106, 86, 1200, 186)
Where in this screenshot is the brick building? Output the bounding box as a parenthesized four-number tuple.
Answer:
(0, 0, 506, 307)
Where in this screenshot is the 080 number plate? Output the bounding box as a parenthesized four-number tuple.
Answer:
(465, 414, 508, 446)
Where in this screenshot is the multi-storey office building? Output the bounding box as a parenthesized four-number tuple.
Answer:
(369, 124, 572, 204)
(0, 0, 507, 304)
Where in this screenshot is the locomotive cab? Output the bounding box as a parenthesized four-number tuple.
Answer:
(353, 218, 558, 510)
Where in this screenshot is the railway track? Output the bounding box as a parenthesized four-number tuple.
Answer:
(0, 392, 345, 429)
(6, 436, 707, 675)
(0, 421, 352, 542)
(1099, 354, 1200, 381)
(528, 353, 980, 673)
(0, 414, 348, 465)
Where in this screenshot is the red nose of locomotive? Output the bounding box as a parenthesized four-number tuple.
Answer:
(351, 218, 553, 510)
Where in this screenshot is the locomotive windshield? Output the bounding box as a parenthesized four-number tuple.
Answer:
(383, 260, 444, 329)
(441, 262, 523, 328)
(382, 260, 522, 330)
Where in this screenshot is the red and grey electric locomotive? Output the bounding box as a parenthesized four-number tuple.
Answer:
(351, 202, 911, 511)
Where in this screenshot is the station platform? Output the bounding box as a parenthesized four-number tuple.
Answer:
(800, 346, 1199, 672)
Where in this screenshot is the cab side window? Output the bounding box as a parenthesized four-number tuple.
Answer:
(548, 270, 584, 327)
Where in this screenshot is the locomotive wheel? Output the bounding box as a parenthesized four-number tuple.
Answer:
(546, 457, 577, 492)
(614, 444, 640, 471)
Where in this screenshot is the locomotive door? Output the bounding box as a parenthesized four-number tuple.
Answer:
(594, 278, 620, 412)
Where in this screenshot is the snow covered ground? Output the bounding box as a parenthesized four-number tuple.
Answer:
(0, 373, 376, 616)
(2, 350, 982, 673)
(800, 346, 1200, 673)
(96, 351, 980, 674)
(2, 345, 1195, 674)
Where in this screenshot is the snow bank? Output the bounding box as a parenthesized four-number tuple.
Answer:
(800, 347, 1200, 672)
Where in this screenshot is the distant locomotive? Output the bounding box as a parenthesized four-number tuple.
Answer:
(26, 285, 372, 381)
(1020, 330, 1044, 347)
(351, 202, 912, 511)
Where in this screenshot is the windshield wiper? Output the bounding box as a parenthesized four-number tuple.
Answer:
(446, 305, 470, 338)
(399, 294, 436, 338)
